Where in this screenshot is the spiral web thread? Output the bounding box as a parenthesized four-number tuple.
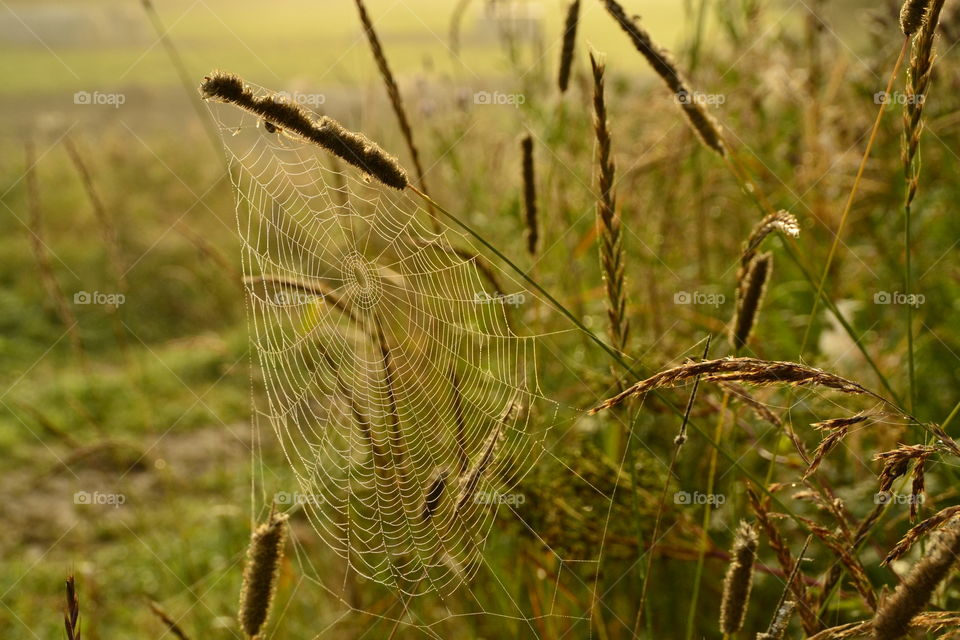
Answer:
(204, 90, 581, 603)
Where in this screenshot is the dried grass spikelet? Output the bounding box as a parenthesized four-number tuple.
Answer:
(148, 600, 191, 640)
(601, 0, 725, 155)
(199, 71, 408, 189)
(591, 50, 629, 358)
(804, 413, 871, 479)
(871, 524, 960, 639)
(64, 575, 80, 640)
(456, 401, 514, 510)
(239, 511, 289, 638)
(720, 521, 759, 634)
(422, 468, 449, 521)
(757, 600, 796, 640)
(740, 210, 800, 273)
(900, 0, 933, 35)
(874, 444, 935, 494)
(558, 0, 581, 93)
(903, 0, 947, 208)
(883, 507, 960, 565)
(731, 252, 772, 351)
(520, 134, 539, 255)
(589, 356, 880, 414)
(810, 612, 960, 640)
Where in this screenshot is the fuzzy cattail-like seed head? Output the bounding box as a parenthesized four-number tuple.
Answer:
(520, 134, 539, 255)
(558, 0, 581, 93)
(239, 511, 289, 638)
(900, 0, 932, 36)
(720, 521, 759, 634)
(872, 524, 960, 639)
(200, 71, 408, 190)
(731, 252, 772, 351)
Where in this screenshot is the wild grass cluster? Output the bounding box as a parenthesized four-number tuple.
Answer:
(4, 0, 960, 638)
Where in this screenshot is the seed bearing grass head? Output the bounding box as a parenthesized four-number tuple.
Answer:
(558, 0, 581, 93)
(720, 521, 758, 634)
(900, 0, 933, 36)
(871, 524, 960, 639)
(520, 134, 539, 256)
(731, 252, 772, 352)
(200, 71, 408, 189)
(239, 511, 289, 638)
(602, 0, 725, 155)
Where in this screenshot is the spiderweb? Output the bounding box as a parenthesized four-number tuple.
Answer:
(201, 82, 895, 638)
(204, 87, 576, 600)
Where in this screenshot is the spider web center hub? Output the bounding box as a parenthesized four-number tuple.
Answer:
(342, 251, 383, 311)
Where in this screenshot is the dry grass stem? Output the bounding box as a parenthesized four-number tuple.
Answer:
(602, 0, 725, 155)
(148, 600, 191, 640)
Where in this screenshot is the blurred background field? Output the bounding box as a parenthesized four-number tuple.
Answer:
(2, 0, 960, 638)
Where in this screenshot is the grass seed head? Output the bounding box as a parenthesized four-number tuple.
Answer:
(239, 511, 289, 638)
(720, 521, 759, 634)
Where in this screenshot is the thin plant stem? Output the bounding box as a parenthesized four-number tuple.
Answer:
(635, 335, 712, 635)
(686, 391, 729, 640)
(799, 38, 910, 356)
